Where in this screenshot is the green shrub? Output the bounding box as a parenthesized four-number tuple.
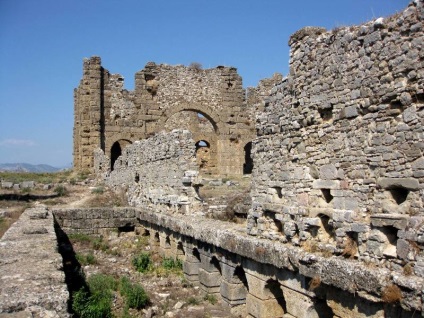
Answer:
(186, 297, 200, 305)
(76, 252, 97, 265)
(120, 276, 149, 309)
(54, 185, 68, 197)
(203, 293, 217, 305)
(88, 274, 117, 293)
(72, 274, 117, 318)
(69, 233, 92, 243)
(91, 187, 104, 194)
(162, 257, 183, 270)
(132, 252, 152, 273)
(21, 187, 31, 194)
(92, 236, 109, 251)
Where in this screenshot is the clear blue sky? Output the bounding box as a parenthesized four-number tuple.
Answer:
(0, 0, 409, 167)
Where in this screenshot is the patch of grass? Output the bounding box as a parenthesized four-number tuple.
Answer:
(0, 170, 72, 185)
(203, 294, 217, 305)
(54, 185, 69, 197)
(92, 236, 109, 252)
(85, 188, 128, 208)
(72, 274, 116, 318)
(119, 276, 149, 309)
(403, 263, 414, 276)
(91, 187, 104, 194)
(76, 252, 97, 265)
(382, 284, 402, 303)
(20, 187, 31, 194)
(132, 252, 153, 273)
(308, 276, 321, 291)
(162, 257, 183, 270)
(69, 233, 92, 243)
(186, 297, 200, 305)
(342, 236, 358, 258)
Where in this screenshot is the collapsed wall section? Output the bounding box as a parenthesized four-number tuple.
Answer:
(95, 129, 201, 214)
(250, 0, 424, 280)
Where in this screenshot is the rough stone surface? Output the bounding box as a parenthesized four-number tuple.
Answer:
(0, 206, 69, 317)
(249, 0, 424, 282)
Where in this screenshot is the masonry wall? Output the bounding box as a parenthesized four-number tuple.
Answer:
(94, 130, 201, 214)
(0, 207, 69, 317)
(249, 0, 424, 279)
(73, 59, 276, 175)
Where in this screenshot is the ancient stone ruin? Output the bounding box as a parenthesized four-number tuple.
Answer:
(1, 1, 423, 317)
(73, 57, 280, 176)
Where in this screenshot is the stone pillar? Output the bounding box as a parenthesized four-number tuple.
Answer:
(244, 262, 285, 318)
(159, 232, 172, 258)
(198, 251, 222, 294)
(220, 260, 248, 316)
(182, 243, 201, 284)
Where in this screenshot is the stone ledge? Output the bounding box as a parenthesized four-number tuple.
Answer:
(0, 207, 69, 317)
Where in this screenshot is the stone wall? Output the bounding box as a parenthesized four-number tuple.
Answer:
(249, 0, 424, 280)
(74, 59, 271, 175)
(94, 130, 202, 214)
(53, 207, 138, 235)
(0, 206, 69, 317)
(53, 206, 422, 317)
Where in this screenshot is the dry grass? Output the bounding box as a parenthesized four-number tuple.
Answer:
(85, 188, 128, 207)
(403, 263, 414, 276)
(0, 206, 28, 238)
(342, 236, 358, 259)
(308, 276, 321, 291)
(382, 284, 402, 303)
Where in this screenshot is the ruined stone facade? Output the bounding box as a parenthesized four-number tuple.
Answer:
(73, 59, 278, 176)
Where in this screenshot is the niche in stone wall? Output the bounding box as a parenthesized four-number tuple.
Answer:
(110, 139, 132, 171)
(316, 214, 335, 243)
(264, 279, 287, 316)
(321, 189, 334, 203)
(243, 142, 253, 174)
(367, 226, 398, 258)
(388, 187, 409, 205)
(318, 105, 333, 122)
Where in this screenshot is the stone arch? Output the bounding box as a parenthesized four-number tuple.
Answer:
(110, 139, 132, 171)
(156, 104, 224, 134)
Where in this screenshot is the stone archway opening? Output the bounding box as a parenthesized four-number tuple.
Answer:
(195, 140, 211, 172)
(110, 142, 121, 171)
(110, 139, 132, 171)
(243, 142, 253, 174)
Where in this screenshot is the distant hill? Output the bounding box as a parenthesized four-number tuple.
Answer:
(0, 163, 62, 173)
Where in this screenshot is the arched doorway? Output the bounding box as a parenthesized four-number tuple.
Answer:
(110, 139, 132, 171)
(195, 140, 211, 172)
(243, 142, 253, 174)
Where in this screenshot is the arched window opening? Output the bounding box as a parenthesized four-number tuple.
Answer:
(195, 140, 211, 171)
(110, 142, 122, 171)
(243, 142, 253, 174)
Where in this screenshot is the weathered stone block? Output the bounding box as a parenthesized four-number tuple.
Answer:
(377, 178, 419, 190)
(246, 293, 285, 318)
(220, 280, 247, 302)
(183, 261, 200, 276)
(198, 269, 222, 288)
(370, 214, 408, 230)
